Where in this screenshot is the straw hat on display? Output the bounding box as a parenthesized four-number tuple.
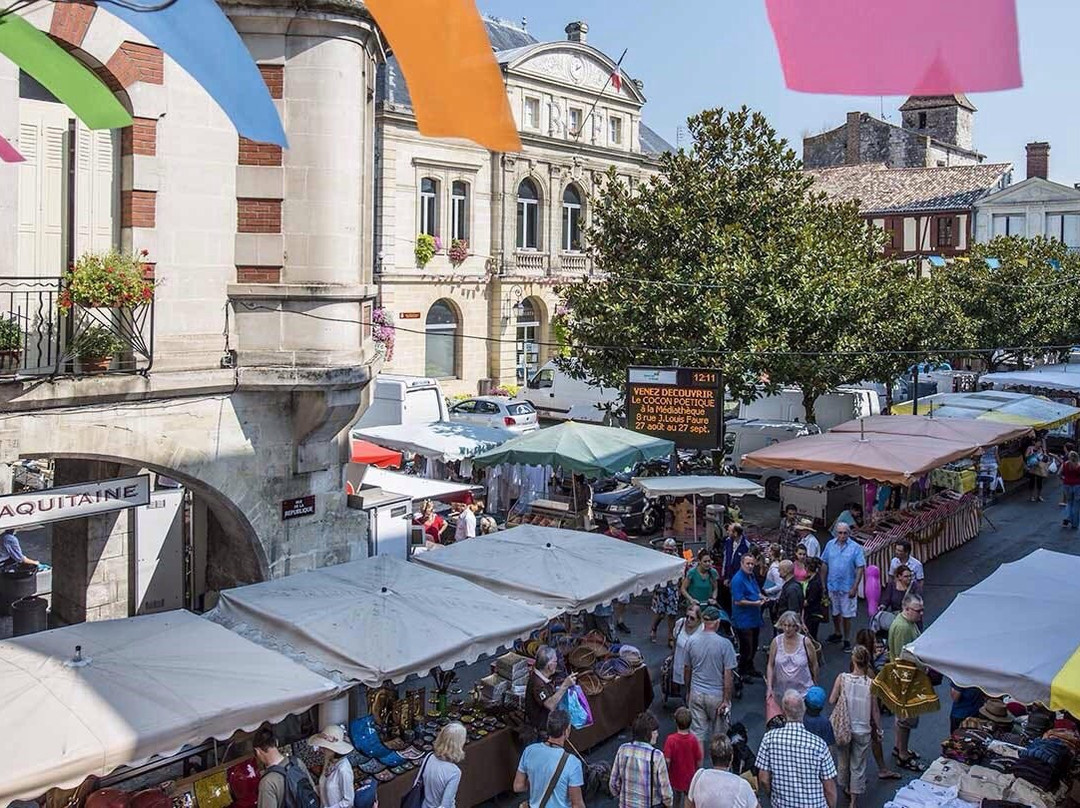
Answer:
(979, 699, 1015, 727)
(308, 724, 355, 756)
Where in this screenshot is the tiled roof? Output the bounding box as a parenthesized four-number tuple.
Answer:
(640, 124, 674, 156)
(806, 162, 1012, 214)
(899, 94, 977, 113)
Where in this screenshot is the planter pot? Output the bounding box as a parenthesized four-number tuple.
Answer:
(79, 355, 113, 373)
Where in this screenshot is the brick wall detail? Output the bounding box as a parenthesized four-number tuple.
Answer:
(258, 65, 283, 99)
(121, 118, 158, 157)
(121, 190, 156, 229)
(236, 266, 282, 284)
(106, 42, 164, 89)
(237, 198, 282, 233)
(238, 137, 283, 166)
(49, 2, 96, 48)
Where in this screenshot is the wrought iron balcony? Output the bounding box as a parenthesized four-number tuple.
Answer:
(0, 277, 154, 379)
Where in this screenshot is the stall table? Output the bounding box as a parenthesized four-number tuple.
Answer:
(374, 666, 653, 806)
(857, 493, 980, 573)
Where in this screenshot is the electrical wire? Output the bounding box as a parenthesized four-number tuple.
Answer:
(231, 299, 1080, 361)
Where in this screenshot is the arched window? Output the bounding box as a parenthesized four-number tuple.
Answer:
(425, 299, 459, 379)
(516, 178, 540, 250)
(419, 177, 439, 236)
(562, 185, 583, 252)
(451, 181, 469, 241)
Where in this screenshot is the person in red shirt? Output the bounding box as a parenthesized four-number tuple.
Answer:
(415, 500, 447, 544)
(1062, 450, 1080, 529)
(663, 706, 703, 808)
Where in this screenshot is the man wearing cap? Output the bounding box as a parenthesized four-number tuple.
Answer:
(802, 687, 836, 746)
(683, 605, 738, 754)
(821, 523, 865, 652)
(794, 519, 820, 560)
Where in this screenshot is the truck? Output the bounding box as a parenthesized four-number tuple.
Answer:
(723, 419, 822, 500)
(737, 387, 881, 431)
(517, 360, 621, 422)
(354, 374, 450, 428)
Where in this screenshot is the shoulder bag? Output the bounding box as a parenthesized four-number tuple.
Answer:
(519, 749, 570, 808)
(400, 753, 430, 808)
(830, 675, 853, 747)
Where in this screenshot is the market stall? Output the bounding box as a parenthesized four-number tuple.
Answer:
(981, 364, 1080, 445)
(855, 490, 981, 573)
(0, 610, 339, 805)
(631, 475, 765, 544)
(208, 555, 549, 685)
(891, 389, 1080, 430)
(350, 438, 403, 468)
(352, 421, 516, 464)
(906, 548, 1080, 711)
(472, 422, 674, 528)
(413, 524, 685, 614)
(830, 414, 1032, 446)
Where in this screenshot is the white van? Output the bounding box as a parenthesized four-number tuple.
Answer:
(738, 386, 881, 431)
(354, 374, 449, 428)
(518, 360, 621, 422)
(723, 419, 821, 500)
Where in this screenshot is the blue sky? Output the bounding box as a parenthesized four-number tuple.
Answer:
(480, 0, 1080, 182)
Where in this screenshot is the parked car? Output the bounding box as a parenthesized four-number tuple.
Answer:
(592, 484, 664, 535)
(448, 396, 539, 433)
(354, 374, 449, 428)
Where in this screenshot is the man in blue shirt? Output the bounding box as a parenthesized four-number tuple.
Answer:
(820, 523, 866, 652)
(0, 528, 38, 571)
(514, 709, 585, 808)
(729, 554, 765, 680)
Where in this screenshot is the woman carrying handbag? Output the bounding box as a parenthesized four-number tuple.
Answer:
(403, 722, 465, 808)
(829, 646, 880, 808)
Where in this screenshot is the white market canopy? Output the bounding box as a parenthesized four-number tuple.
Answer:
(632, 475, 765, 499)
(208, 555, 549, 686)
(906, 549, 1080, 715)
(352, 421, 516, 462)
(0, 611, 338, 805)
(347, 465, 479, 501)
(981, 364, 1080, 395)
(413, 525, 685, 614)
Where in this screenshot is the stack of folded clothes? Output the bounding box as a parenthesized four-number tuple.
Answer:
(885, 779, 969, 808)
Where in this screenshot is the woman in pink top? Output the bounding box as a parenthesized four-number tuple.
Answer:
(1062, 450, 1080, 529)
(793, 544, 810, 583)
(764, 610, 818, 720)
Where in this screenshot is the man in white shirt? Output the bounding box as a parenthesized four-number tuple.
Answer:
(888, 539, 924, 582)
(454, 502, 477, 541)
(688, 735, 758, 808)
(794, 519, 820, 559)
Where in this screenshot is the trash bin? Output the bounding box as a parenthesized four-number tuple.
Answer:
(0, 566, 37, 617)
(12, 595, 47, 636)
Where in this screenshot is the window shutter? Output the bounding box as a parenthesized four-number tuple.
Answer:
(929, 216, 938, 250)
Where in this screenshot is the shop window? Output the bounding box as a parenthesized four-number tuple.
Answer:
(516, 178, 540, 250)
(562, 185, 583, 252)
(425, 299, 459, 379)
(419, 177, 439, 236)
(451, 181, 469, 242)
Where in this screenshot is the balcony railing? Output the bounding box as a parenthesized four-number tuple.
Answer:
(513, 251, 548, 275)
(0, 277, 154, 379)
(558, 252, 590, 275)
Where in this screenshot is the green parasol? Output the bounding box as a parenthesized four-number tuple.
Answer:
(0, 13, 132, 130)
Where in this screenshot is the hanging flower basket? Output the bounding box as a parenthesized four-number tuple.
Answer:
(415, 234, 437, 268)
(449, 239, 469, 267)
(59, 249, 156, 313)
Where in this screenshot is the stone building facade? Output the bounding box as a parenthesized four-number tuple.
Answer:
(0, 0, 384, 621)
(374, 19, 671, 394)
(803, 95, 984, 170)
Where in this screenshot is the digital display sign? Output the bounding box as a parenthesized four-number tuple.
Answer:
(626, 366, 722, 450)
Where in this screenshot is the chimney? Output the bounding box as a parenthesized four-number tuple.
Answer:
(845, 112, 861, 165)
(1026, 141, 1050, 180)
(565, 21, 588, 43)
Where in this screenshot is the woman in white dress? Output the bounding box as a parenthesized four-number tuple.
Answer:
(309, 725, 355, 808)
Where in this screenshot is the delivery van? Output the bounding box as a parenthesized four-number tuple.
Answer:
(354, 374, 449, 428)
(518, 360, 621, 422)
(737, 386, 881, 431)
(723, 419, 821, 500)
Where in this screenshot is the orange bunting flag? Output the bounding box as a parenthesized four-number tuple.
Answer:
(366, 0, 522, 153)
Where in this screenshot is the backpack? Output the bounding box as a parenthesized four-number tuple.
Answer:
(268, 760, 320, 808)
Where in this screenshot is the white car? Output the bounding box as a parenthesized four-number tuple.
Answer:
(448, 396, 539, 433)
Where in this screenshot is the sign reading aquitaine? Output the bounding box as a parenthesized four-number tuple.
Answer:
(626, 367, 722, 450)
(0, 474, 151, 529)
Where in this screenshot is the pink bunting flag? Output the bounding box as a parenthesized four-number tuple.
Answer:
(0, 133, 24, 163)
(765, 0, 1022, 95)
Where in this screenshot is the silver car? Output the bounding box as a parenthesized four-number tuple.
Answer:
(448, 396, 539, 433)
